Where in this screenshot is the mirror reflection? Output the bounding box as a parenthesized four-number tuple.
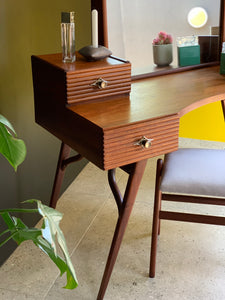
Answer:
(106, 0, 220, 76)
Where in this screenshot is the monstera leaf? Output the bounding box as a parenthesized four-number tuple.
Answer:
(0, 114, 26, 171)
(0, 115, 78, 289)
(30, 199, 78, 289)
(0, 200, 78, 289)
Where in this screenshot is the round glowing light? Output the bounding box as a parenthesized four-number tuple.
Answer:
(187, 7, 208, 28)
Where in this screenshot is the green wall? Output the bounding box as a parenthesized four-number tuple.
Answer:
(0, 0, 91, 264)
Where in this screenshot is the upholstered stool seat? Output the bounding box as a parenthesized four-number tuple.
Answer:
(160, 148, 225, 198)
(149, 147, 225, 278)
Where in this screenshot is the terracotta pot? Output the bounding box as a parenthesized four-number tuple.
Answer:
(153, 44, 173, 67)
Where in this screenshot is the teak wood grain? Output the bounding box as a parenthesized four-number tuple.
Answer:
(69, 66, 225, 169)
(32, 53, 225, 170)
(31, 53, 225, 300)
(71, 66, 225, 126)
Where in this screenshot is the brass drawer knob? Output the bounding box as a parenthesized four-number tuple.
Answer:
(134, 136, 154, 149)
(91, 78, 108, 89)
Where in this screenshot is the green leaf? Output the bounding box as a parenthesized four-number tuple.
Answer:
(0, 213, 77, 288)
(1, 212, 42, 245)
(1, 212, 15, 230)
(24, 199, 78, 289)
(0, 122, 26, 171)
(36, 200, 78, 288)
(34, 236, 78, 289)
(11, 217, 42, 245)
(0, 114, 16, 135)
(0, 201, 78, 289)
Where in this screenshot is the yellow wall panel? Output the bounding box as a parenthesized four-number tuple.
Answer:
(179, 101, 225, 142)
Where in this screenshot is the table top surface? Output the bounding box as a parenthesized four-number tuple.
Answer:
(34, 52, 129, 73)
(32, 56, 225, 170)
(69, 66, 225, 129)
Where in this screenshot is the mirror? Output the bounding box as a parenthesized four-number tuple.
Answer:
(91, 0, 225, 79)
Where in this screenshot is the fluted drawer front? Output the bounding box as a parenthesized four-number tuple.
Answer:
(103, 115, 179, 169)
(66, 64, 131, 104)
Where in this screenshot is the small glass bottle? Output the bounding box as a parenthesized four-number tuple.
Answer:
(61, 12, 75, 63)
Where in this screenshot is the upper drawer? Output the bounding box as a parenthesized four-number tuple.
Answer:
(66, 63, 131, 105)
(31, 53, 131, 106)
(103, 114, 179, 169)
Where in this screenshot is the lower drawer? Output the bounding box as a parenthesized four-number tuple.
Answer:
(103, 114, 179, 169)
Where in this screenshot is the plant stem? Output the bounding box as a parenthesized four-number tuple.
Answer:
(0, 208, 39, 214)
(0, 228, 11, 238)
(0, 232, 18, 247)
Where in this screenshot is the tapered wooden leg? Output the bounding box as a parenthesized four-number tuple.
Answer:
(149, 159, 163, 278)
(97, 159, 148, 300)
(158, 199, 162, 236)
(49, 142, 71, 208)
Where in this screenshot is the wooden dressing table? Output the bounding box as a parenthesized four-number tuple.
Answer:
(32, 53, 225, 299)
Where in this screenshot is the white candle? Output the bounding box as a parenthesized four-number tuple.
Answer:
(92, 9, 98, 48)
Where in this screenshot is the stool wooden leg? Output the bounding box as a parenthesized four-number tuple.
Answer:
(49, 142, 71, 208)
(97, 159, 147, 300)
(149, 159, 163, 278)
(158, 199, 162, 235)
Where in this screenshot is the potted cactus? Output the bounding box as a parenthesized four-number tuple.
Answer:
(152, 31, 173, 67)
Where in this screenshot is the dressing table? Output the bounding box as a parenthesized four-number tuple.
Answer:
(31, 1, 225, 299)
(32, 53, 225, 299)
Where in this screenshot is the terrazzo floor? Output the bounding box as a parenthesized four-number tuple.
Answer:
(1, 138, 225, 300)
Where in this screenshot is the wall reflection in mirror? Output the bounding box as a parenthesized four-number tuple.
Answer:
(106, 0, 220, 76)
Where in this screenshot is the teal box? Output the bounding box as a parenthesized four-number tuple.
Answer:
(220, 53, 225, 74)
(178, 45, 200, 67)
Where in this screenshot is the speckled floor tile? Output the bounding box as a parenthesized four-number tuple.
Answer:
(1, 138, 225, 300)
(0, 240, 59, 298)
(0, 288, 41, 300)
(62, 162, 124, 198)
(46, 194, 225, 300)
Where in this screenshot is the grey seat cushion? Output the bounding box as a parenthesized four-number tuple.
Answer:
(160, 148, 225, 197)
